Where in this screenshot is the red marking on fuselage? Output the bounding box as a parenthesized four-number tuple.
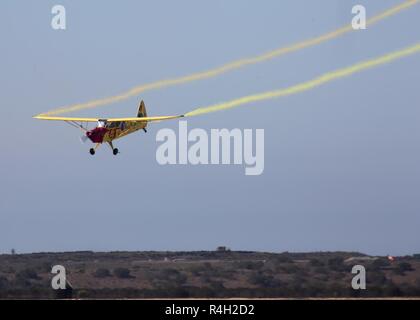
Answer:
(86, 127, 108, 143)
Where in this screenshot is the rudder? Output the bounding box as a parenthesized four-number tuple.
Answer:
(137, 100, 147, 118)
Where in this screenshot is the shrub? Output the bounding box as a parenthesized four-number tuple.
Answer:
(0, 276, 9, 290)
(371, 259, 390, 270)
(391, 262, 413, 276)
(327, 257, 345, 272)
(77, 290, 90, 299)
(3, 267, 15, 274)
(383, 282, 403, 297)
(161, 268, 180, 277)
(113, 268, 133, 279)
(280, 264, 299, 274)
(309, 259, 324, 267)
(397, 262, 413, 273)
(16, 268, 40, 281)
(274, 255, 292, 263)
(93, 268, 111, 278)
(313, 266, 328, 275)
(234, 261, 264, 270)
(367, 271, 387, 286)
(174, 273, 188, 285)
(249, 272, 282, 288)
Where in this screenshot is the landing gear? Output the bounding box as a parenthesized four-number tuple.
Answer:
(108, 142, 119, 155)
(90, 143, 100, 155)
(89, 142, 119, 155)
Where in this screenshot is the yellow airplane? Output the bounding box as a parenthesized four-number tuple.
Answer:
(34, 100, 184, 155)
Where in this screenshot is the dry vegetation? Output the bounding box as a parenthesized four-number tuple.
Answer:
(1, 251, 420, 299)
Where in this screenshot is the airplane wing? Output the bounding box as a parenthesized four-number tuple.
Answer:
(33, 115, 184, 122)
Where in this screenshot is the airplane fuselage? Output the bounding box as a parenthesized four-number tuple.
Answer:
(86, 121, 147, 144)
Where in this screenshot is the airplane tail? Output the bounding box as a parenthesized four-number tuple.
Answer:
(137, 100, 148, 132)
(137, 100, 147, 118)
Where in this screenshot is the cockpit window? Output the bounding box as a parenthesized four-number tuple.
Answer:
(107, 121, 121, 128)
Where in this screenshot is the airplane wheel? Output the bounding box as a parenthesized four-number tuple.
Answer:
(90, 148, 95, 155)
(113, 148, 119, 155)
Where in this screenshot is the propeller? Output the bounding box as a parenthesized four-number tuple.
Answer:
(80, 134, 89, 144)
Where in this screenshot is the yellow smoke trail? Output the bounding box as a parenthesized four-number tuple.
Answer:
(42, 0, 418, 116)
(185, 43, 420, 117)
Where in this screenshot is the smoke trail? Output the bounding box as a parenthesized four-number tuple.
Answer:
(42, 0, 418, 116)
(185, 43, 420, 117)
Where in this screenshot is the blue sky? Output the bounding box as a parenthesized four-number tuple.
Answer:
(0, 0, 419, 255)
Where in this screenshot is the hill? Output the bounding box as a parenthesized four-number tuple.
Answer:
(1, 250, 419, 299)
